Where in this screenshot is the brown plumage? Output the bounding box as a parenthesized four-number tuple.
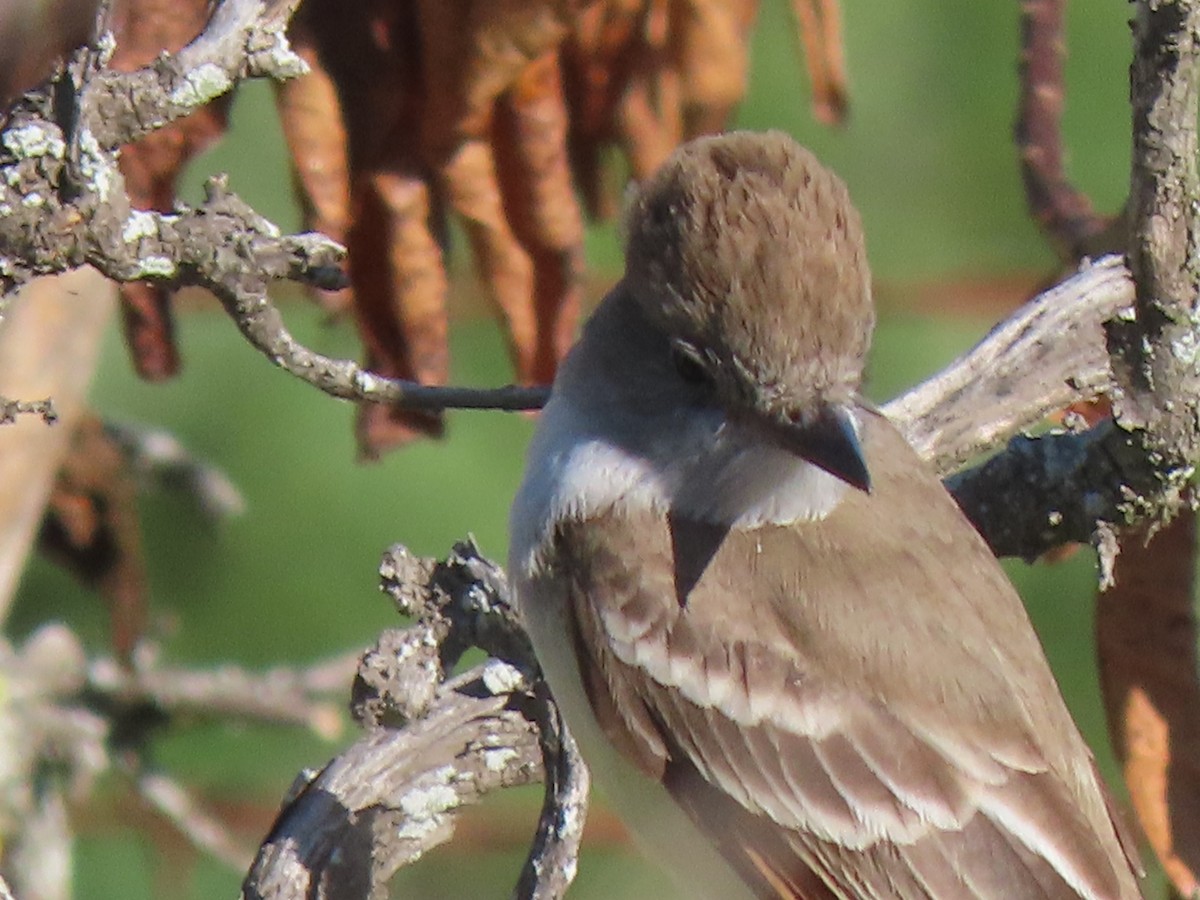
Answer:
(510, 131, 1143, 898)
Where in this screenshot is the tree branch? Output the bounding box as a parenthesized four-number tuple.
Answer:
(1105, 0, 1200, 508)
(0, 0, 549, 414)
(885, 255, 1131, 474)
(243, 543, 587, 900)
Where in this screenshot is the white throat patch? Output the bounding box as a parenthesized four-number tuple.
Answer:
(511, 391, 851, 567)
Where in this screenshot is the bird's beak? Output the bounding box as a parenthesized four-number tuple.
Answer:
(763, 403, 872, 493)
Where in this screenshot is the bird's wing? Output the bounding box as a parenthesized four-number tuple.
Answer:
(545, 421, 1140, 900)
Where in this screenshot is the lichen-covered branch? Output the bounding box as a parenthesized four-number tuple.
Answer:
(243, 543, 587, 900)
(1105, 0, 1200, 509)
(0, 0, 549, 415)
(83, 0, 305, 152)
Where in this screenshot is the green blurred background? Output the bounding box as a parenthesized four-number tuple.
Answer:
(9, 1, 1141, 896)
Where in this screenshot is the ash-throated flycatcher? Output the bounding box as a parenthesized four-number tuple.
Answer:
(509, 131, 1142, 899)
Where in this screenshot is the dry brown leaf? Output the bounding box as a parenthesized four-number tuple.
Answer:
(351, 169, 450, 453)
(417, 1, 582, 392)
(1098, 508, 1200, 897)
(493, 50, 585, 383)
(108, 0, 232, 380)
(561, 0, 646, 217)
(675, 0, 760, 137)
(39, 416, 147, 662)
(563, 0, 845, 221)
(289, 0, 452, 452)
(276, 13, 355, 316)
(788, 0, 848, 125)
(615, 0, 683, 181)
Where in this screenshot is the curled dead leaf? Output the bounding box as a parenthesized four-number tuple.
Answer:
(39, 416, 147, 662)
(1098, 507, 1200, 897)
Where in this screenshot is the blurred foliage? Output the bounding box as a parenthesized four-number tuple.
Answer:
(8, 1, 1138, 897)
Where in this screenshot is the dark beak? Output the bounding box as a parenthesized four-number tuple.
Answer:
(764, 404, 871, 493)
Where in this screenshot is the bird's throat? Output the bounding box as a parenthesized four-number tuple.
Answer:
(513, 391, 851, 561)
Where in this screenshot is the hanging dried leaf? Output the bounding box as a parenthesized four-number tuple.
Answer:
(288, 0, 452, 452)
(417, 0, 581, 390)
(351, 169, 451, 453)
(615, 0, 683, 182)
(493, 50, 585, 383)
(675, 0, 760, 136)
(108, 0, 233, 380)
(1097, 509, 1200, 897)
(276, 0, 848, 455)
(562, 0, 844, 221)
(788, 0, 848, 125)
(560, 0, 645, 217)
(276, 13, 355, 316)
(38, 416, 147, 662)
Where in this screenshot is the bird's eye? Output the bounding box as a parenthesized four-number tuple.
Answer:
(670, 342, 712, 386)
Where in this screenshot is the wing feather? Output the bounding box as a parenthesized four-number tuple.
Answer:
(543, 415, 1140, 898)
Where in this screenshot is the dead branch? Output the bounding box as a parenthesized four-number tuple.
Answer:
(86, 645, 355, 737)
(243, 543, 587, 900)
(886, 255, 1131, 473)
(0, 0, 549, 417)
(0, 620, 362, 893)
(124, 762, 253, 872)
(1105, 0, 1200, 512)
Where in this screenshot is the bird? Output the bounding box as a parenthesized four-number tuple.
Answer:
(508, 130, 1143, 899)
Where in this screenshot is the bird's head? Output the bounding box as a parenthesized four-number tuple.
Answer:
(620, 131, 875, 492)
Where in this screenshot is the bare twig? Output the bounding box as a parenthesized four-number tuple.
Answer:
(87, 646, 353, 739)
(125, 763, 252, 871)
(1015, 0, 1117, 260)
(0, 621, 363, 890)
(0, 396, 56, 424)
(102, 420, 246, 522)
